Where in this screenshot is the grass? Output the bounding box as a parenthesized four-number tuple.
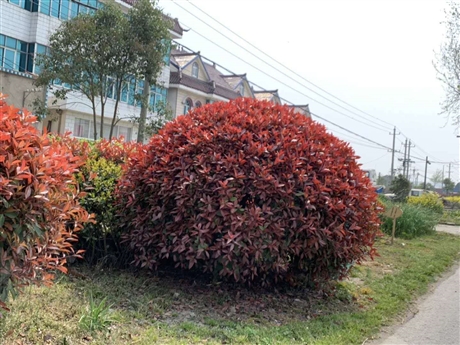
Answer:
(440, 209, 460, 225)
(79, 293, 114, 332)
(1, 233, 459, 345)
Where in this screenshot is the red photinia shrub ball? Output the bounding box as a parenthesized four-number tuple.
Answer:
(0, 96, 92, 310)
(116, 98, 381, 286)
(94, 137, 142, 165)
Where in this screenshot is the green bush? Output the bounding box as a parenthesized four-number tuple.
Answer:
(381, 202, 440, 239)
(56, 136, 142, 266)
(407, 193, 444, 215)
(77, 156, 123, 264)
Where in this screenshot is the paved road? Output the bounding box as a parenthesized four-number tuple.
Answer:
(373, 225, 460, 345)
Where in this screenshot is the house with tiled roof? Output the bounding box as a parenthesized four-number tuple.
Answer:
(166, 45, 312, 120)
(288, 104, 311, 118)
(220, 74, 254, 98)
(253, 90, 282, 104)
(167, 48, 241, 117)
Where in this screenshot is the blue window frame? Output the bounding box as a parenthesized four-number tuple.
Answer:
(0, 35, 31, 72)
(61, 0, 70, 20)
(51, 0, 60, 18)
(121, 82, 128, 102)
(34, 44, 48, 74)
(39, 1, 50, 15)
(9, 0, 100, 19)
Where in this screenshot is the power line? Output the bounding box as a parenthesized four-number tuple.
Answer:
(183, 0, 396, 131)
(310, 112, 394, 150)
(172, 39, 399, 152)
(172, 1, 460, 168)
(173, 1, 392, 132)
(173, 25, 391, 133)
(361, 152, 391, 165)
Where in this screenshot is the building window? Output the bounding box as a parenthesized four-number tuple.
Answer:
(73, 117, 132, 141)
(195, 101, 202, 108)
(149, 85, 167, 111)
(191, 62, 199, 78)
(183, 98, 193, 114)
(73, 118, 90, 138)
(34, 43, 48, 74)
(0, 34, 31, 73)
(8, 0, 99, 19)
(238, 83, 244, 96)
(118, 126, 132, 141)
(7, 0, 36, 11)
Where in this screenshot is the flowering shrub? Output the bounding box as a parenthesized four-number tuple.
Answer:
(408, 193, 444, 215)
(117, 98, 381, 286)
(0, 97, 92, 310)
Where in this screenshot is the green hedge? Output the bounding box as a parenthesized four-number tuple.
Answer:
(380, 201, 441, 239)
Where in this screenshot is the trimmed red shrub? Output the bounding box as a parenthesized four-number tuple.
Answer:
(0, 97, 92, 310)
(94, 137, 142, 165)
(117, 98, 381, 286)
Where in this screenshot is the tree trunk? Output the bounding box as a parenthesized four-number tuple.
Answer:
(137, 75, 150, 143)
(91, 98, 98, 140)
(100, 100, 105, 140)
(110, 79, 123, 139)
(100, 77, 107, 140)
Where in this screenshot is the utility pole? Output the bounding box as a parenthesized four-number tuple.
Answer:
(402, 139, 408, 177)
(406, 140, 415, 179)
(448, 162, 451, 180)
(390, 127, 398, 181)
(442, 165, 445, 194)
(423, 156, 431, 190)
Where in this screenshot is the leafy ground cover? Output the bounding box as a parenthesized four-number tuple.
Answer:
(1, 233, 459, 345)
(440, 209, 460, 225)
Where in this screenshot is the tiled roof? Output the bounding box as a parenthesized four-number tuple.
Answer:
(254, 90, 279, 101)
(172, 18, 185, 36)
(171, 52, 197, 69)
(221, 75, 245, 89)
(254, 92, 274, 101)
(169, 72, 240, 100)
(203, 63, 233, 88)
(161, 15, 185, 37)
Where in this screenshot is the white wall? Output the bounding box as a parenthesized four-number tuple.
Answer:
(0, 2, 61, 44)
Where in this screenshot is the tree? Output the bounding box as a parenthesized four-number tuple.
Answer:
(35, 0, 170, 141)
(443, 178, 455, 195)
(144, 100, 174, 136)
(434, 2, 460, 125)
(129, 0, 171, 143)
(430, 169, 444, 187)
(390, 174, 411, 202)
(36, 2, 130, 140)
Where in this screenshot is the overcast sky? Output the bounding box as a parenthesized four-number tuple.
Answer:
(158, 0, 459, 183)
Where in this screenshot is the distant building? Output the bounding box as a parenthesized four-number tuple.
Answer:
(168, 49, 240, 117)
(168, 46, 312, 119)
